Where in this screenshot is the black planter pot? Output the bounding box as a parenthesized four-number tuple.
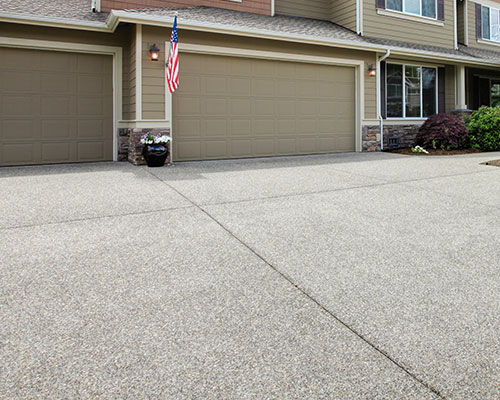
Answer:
(142, 144, 169, 167)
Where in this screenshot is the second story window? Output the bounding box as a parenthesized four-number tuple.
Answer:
(387, 0, 437, 19)
(482, 6, 500, 42)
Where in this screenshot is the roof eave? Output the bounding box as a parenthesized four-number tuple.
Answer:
(0, 11, 109, 32)
(0, 9, 499, 67)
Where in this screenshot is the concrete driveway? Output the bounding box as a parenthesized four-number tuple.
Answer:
(1, 152, 499, 399)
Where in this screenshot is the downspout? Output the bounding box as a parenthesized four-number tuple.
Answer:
(378, 49, 391, 151)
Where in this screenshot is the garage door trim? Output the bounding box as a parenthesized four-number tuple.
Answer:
(0, 36, 122, 161)
(166, 43, 364, 154)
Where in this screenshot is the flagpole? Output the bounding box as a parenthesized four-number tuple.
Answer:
(167, 12, 178, 166)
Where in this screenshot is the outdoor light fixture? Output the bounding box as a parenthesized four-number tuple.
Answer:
(368, 64, 376, 77)
(150, 44, 160, 61)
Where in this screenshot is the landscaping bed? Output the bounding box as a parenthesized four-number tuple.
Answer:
(386, 148, 483, 156)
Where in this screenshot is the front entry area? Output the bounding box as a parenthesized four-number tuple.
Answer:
(172, 53, 356, 162)
(0, 47, 113, 167)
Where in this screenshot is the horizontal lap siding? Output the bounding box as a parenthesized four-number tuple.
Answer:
(467, 0, 500, 50)
(141, 26, 377, 121)
(457, 0, 465, 44)
(331, 0, 357, 32)
(363, 0, 455, 48)
(142, 26, 166, 120)
(275, 0, 331, 20)
(102, 0, 271, 15)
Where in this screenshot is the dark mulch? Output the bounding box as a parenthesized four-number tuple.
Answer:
(385, 148, 483, 156)
(483, 159, 500, 167)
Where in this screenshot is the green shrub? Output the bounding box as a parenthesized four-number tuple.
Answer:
(414, 113, 469, 150)
(466, 106, 500, 151)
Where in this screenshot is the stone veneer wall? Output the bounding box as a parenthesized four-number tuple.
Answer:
(362, 124, 421, 151)
(118, 127, 171, 165)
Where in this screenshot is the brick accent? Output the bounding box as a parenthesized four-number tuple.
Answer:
(101, 0, 272, 16)
(362, 124, 422, 151)
(119, 127, 171, 165)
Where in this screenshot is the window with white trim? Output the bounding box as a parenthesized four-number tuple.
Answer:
(386, 63, 438, 119)
(482, 5, 500, 42)
(386, 0, 437, 19)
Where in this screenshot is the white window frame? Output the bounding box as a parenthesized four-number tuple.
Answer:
(482, 5, 500, 42)
(385, 63, 439, 120)
(386, 0, 438, 20)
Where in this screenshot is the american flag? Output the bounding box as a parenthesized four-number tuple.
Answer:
(166, 16, 179, 94)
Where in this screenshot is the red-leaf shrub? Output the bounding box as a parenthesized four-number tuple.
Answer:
(414, 113, 469, 150)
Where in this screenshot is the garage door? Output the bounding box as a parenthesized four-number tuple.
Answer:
(173, 53, 355, 161)
(0, 47, 113, 166)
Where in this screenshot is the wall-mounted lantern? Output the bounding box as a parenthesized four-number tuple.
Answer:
(149, 44, 160, 61)
(368, 64, 376, 77)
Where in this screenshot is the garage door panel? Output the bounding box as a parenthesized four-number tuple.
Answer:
(42, 96, 72, 116)
(0, 48, 113, 166)
(181, 75, 201, 93)
(254, 120, 274, 135)
(230, 120, 252, 135)
(177, 141, 201, 159)
(173, 54, 355, 161)
(2, 120, 36, 139)
(229, 58, 253, 75)
(42, 120, 72, 139)
(231, 139, 252, 157)
(277, 119, 296, 134)
(254, 99, 275, 115)
(2, 71, 38, 92)
(176, 97, 200, 115)
(3, 143, 35, 163)
(254, 138, 274, 155)
(3, 96, 37, 116)
(206, 119, 227, 137)
(41, 51, 73, 71)
(252, 79, 275, 96)
(275, 80, 296, 97)
(42, 142, 72, 163)
(231, 99, 252, 115)
(175, 118, 201, 136)
(205, 140, 228, 158)
(229, 78, 251, 95)
(204, 98, 227, 115)
(205, 76, 227, 94)
(277, 138, 296, 154)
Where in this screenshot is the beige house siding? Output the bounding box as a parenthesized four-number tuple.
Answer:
(141, 26, 378, 120)
(123, 25, 136, 121)
(142, 26, 166, 120)
(331, 0, 357, 31)
(275, 0, 331, 20)
(363, 0, 455, 48)
(466, 0, 500, 50)
(129, 29, 137, 121)
(457, 0, 466, 44)
(275, 0, 357, 31)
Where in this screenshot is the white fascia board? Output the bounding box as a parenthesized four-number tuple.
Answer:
(0, 11, 109, 32)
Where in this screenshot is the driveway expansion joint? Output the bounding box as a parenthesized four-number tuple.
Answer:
(147, 168, 446, 400)
(0, 205, 195, 232)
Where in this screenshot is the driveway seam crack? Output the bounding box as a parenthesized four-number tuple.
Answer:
(147, 169, 446, 399)
(0, 205, 195, 231)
